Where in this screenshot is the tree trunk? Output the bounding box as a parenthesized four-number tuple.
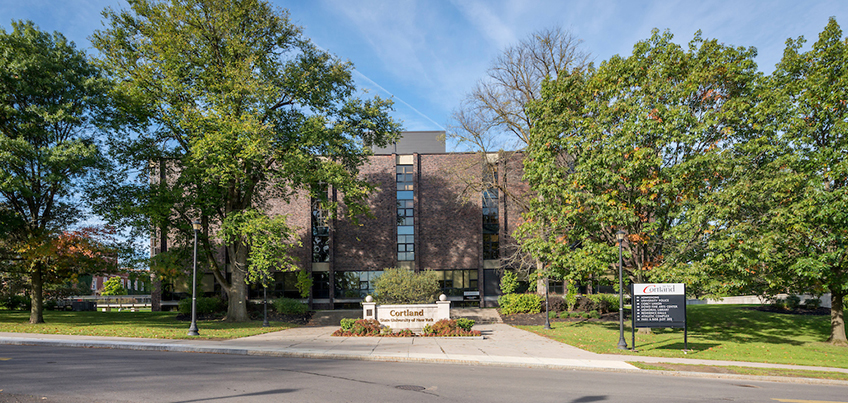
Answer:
(29, 265, 44, 324)
(828, 291, 847, 346)
(223, 243, 250, 322)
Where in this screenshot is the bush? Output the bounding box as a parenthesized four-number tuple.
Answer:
(498, 293, 543, 315)
(771, 297, 787, 310)
(340, 318, 357, 331)
(350, 319, 382, 336)
(587, 294, 620, 313)
(575, 296, 596, 312)
(373, 268, 440, 304)
(548, 310, 558, 319)
(1, 295, 31, 311)
(454, 318, 475, 331)
(178, 296, 225, 315)
(272, 298, 308, 315)
(785, 295, 802, 310)
(558, 311, 572, 319)
(803, 297, 822, 310)
(545, 297, 565, 312)
(500, 271, 520, 295)
(422, 319, 482, 337)
(587, 310, 601, 319)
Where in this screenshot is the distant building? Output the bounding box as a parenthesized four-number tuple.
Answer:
(91, 271, 150, 296)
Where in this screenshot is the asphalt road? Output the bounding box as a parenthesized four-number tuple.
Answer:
(1, 345, 847, 403)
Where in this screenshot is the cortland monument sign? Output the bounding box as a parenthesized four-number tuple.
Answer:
(362, 294, 451, 333)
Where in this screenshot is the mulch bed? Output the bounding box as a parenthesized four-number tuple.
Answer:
(747, 306, 830, 316)
(500, 311, 622, 326)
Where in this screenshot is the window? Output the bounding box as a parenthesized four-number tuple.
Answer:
(312, 185, 330, 262)
(398, 234, 414, 261)
(334, 271, 382, 299)
(434, 270, 479, 296)
(483, 164, 499, 259)
(396, 164, 414, 261)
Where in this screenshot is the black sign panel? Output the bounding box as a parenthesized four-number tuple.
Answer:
(633, 292, 686, 328)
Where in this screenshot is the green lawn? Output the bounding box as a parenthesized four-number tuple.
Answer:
(0, 310, 297, 339)
(519, 304, 848, 369)
(629, 362, 848, 381)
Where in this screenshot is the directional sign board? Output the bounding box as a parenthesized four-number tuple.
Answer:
(632, 283, 686, 328)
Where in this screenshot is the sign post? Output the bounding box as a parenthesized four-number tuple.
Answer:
(631, 283, 687, 351)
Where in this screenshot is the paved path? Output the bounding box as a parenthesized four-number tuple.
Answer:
(2, 324, 847, 383)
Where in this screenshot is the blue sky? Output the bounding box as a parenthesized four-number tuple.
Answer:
(4, 0, 848, 150)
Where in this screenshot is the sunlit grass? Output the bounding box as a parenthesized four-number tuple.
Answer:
(519, 304, 848, 369)
(0, 310, 296, 339)
(629, 361, 848, 381)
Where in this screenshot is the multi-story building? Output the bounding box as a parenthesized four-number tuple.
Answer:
(152, 131, 529, 310)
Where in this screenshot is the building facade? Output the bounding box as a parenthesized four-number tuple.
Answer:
(152, 131, 528, 310)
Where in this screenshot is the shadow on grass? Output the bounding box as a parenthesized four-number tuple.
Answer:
(687, 305, 832, 346)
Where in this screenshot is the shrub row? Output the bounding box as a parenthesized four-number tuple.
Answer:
(497, 293, 543, 315)
(178, 296, 226, 315)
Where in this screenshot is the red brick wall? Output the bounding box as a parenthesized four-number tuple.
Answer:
(418, 153, 482, 270)
(333, 155, 397, 271)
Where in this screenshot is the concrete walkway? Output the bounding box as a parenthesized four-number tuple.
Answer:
(2, 324, 847, 385)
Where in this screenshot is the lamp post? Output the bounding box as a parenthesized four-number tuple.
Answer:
(263, 273, 269, 327)
(188, 220, 201, 336)
(543, 275, 551, 330)
(616, 230, 628, 350)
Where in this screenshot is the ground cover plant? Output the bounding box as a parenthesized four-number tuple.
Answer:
(519, 304, 848, 369)
(0, 310, 296, 339)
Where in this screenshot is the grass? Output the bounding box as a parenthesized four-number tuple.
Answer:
(519, 304, 848, 369)
(629, 361, 848, 381)
(0, 310, 297, 339)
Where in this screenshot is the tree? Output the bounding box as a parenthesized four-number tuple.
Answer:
(448, 27, 591, 288)
(91, 0, 400, 321)
(0, 21, 116, 323)
(101, 276, 127, 296)
(708, 18, 848, 345)
(523, 30, 760, 296)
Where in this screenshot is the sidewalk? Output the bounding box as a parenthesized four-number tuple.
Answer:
(2, 324, 847, 384)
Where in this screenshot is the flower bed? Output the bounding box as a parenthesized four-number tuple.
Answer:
(331, 318, 481, 337)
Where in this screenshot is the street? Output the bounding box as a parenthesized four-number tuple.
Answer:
(1, 345, 846, 402)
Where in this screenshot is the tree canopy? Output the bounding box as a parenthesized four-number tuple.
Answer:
(91, 0, 401, 321)
(0, 20, 116, 323)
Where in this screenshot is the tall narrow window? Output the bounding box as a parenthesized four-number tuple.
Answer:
(397, 164, 414, 261)
(483, 165, 499, 259)
(312, 185, 330, 262)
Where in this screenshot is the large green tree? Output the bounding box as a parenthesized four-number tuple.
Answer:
(769, 17, 848, 346)
(0, 21, 115, 323)
(91, 0, 400, 321)
(523, 30, 759, 292)
(705, 18, 848, 345)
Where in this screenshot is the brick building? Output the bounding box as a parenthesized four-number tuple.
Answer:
(153, 131, 528, 310)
